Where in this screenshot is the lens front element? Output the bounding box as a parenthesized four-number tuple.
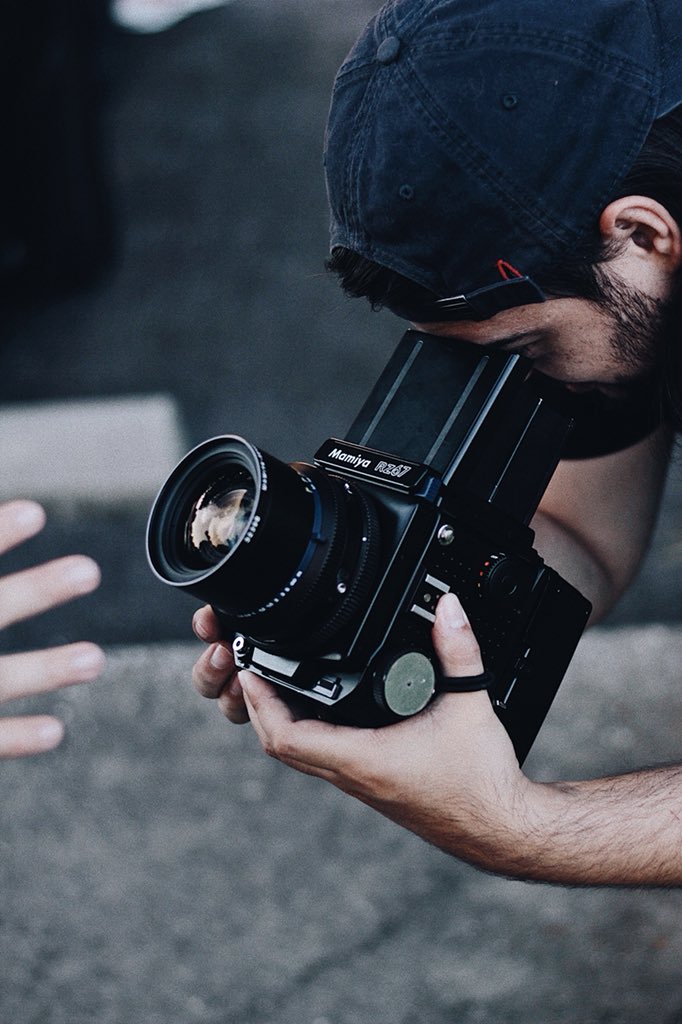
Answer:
(186, 471, 255, 567)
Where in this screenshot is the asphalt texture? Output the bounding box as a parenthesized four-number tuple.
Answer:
(1, 2, 682, 1022)
(3, 631, 682, 1024)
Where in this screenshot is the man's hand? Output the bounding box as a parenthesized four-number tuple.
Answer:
(0, 500, 105, 758)
(243, 594, 534, 865)
(191, 593, 682, 886)
(192, 605, 250, 723)
(191, 593, 535, 872)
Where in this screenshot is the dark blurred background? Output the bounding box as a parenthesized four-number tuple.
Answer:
(0, 0, 398, 648)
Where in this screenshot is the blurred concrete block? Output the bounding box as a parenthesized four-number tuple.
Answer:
(0, 394, 185, 504)
(111, 0, 234, 33)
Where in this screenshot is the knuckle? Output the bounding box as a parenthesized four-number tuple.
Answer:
(460, 625, 483, 660)
(263, 729, 295, 762)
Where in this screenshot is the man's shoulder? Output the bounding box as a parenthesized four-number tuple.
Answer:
(561, 383, 662, 459)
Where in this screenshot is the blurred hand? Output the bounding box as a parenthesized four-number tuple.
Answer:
(0, 500, 105, 758)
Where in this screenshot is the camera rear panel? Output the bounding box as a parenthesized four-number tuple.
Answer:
(367, 513, 591, 763)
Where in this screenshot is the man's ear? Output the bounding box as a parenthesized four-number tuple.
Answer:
(599, 195, 682, 269)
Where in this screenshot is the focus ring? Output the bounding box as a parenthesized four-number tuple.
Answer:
(305, 481, 381, 648)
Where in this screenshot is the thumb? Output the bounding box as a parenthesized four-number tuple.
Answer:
(432, 593, 484, 677)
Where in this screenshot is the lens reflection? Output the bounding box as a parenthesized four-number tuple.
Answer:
(186, 471, 255, 565)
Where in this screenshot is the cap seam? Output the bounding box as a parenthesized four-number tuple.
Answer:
(643, 0, 670, 115)
(378, 0, 425, 41)
(343, 64, 387, 248)
(334, 23, 656, 95)
(408, 29, 656, 94)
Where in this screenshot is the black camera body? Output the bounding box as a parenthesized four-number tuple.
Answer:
(147, 331, 591, 764)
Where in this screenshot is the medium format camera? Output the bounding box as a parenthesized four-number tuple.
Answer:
(147, 330, 591, 763)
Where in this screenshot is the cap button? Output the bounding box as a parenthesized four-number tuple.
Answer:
(376, 36, 401, 65)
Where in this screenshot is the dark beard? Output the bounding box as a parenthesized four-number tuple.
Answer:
(594, 266, 669, 376)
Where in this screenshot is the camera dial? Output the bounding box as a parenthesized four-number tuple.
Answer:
(376, 650, 436, 717)
(478, 554, 536, 603)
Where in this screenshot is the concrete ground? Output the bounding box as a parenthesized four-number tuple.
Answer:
(2, 631, 682, 1024)
(1, 2, 681, 1022)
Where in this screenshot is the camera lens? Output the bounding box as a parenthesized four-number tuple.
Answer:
(185, 470, 256, 567)
(147, 435, 380, 654)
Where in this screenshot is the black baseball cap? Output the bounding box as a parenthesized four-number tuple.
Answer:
(324, 0, 682, 321)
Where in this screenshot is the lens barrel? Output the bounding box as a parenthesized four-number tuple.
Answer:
(146, 436, 380, 653)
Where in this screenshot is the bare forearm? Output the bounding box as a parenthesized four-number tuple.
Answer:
(531, 509, 616, 621)
(532, 767, 682, 886)
(532, 430, 672, 621)
(426, 765, 682, 887)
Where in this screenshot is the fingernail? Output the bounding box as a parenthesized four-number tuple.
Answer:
(438, 592, 469, 628)
(210, 644, 232, 671)
(37, 718, 64, 745)
(193, 613, 210, 641)
(70, 644, 106, 679)
(11, 501, 46, 531)
(64, 557, 101, 590)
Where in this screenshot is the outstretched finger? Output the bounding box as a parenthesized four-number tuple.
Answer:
(0, 642, 105, 704)
(0, 715, 64, 758)
(0, 556, 101, 630)
(0, 501, 46, 557)
(216, 676, 251, 724)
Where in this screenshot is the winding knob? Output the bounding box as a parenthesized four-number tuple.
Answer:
(478, 554, 533, 602)
(378, 651, 435, 717)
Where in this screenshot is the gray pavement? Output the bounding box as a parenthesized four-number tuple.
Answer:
(2, 628, 682, 1024)
(1, 2, 681, 1021)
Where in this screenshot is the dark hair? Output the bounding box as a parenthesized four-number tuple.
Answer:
(326, 105, 682, 430)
